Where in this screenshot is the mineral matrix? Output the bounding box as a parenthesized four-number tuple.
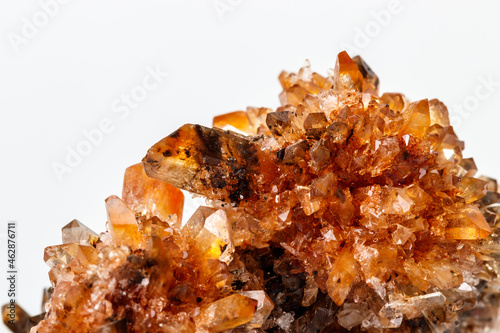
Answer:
(5, 51, 500, 333)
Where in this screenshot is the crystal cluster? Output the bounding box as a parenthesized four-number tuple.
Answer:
(6, 52, 500, 332)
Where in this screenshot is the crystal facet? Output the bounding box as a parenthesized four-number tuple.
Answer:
(17, 52, 500, 333)
(122, 163, 184, 223)
(61, 219, 99, 246)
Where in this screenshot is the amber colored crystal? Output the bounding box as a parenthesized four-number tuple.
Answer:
(326, 247, 360, 306)
(122, 163, 184, 223)
(334, 51, 363, 91)
(143, 123, 277, 205)
(429, 98, 451, 127)
(400, 99, 431, 137)
(213, 111, 251, 133)
(380, 92, 407, 112)
(19, 51, 500, 333)
(352, 55, 379, 94)
(61, 219, 99, 246)
(106, 195, 142, 250)
(238, 291, 275, 328)
(195, 294, 257, 332)
(182, 206, 235, 264)
(44, 243, 98, 268)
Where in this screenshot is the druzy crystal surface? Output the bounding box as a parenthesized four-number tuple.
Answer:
(8, 52, 500, 332)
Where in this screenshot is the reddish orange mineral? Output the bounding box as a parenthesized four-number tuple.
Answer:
(122, 163, 184, 223)
(13, 52, 500, 333)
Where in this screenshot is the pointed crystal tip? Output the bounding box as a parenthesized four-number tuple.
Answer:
(61, 219, 99, 246)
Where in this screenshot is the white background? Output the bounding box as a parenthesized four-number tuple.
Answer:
(1, 0, 500, 324)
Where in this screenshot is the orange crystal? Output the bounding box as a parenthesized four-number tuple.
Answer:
(213, 110, 251, 133)
(122, 163, 184, 223)
(17, 51, 500, 333)
(106, 195, 142, 250)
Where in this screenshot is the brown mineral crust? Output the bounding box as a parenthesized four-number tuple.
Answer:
(23, 51, 500, 333)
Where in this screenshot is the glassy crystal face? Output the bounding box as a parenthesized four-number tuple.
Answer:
(11, 52, 500, 333)
(122, 163, 184, 223)
(61, 219, 99, 246)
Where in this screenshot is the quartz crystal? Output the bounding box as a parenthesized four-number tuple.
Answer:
(122, 163, 184, 223)
(61, 219, 99, 246)
(6, 51, 500, 333)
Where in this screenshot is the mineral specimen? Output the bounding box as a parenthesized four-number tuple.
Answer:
(7, 52, 500, 332)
